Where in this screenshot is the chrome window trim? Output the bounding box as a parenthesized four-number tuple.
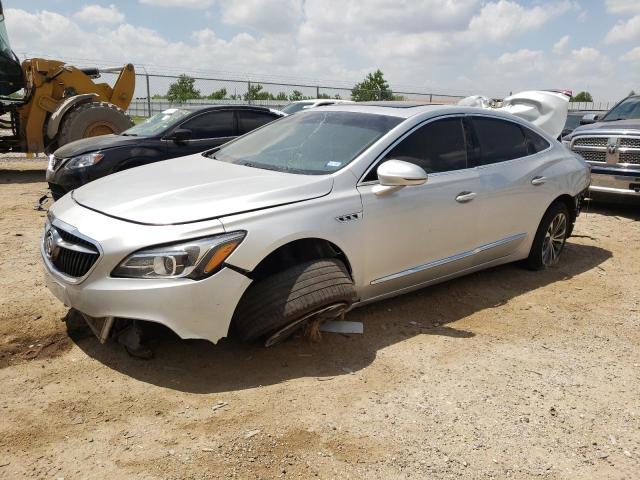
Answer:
(371, 232, 527, 285)
(358, 112, 553, 185)
(41, 216, 103, 285)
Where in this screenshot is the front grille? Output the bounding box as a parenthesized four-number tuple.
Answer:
(619, 151, 640, 165)
(49, 226, 100, 278)
(573, 137, 608, 147)
(577, 151, 606, 163)
(620, 137, 640, 149)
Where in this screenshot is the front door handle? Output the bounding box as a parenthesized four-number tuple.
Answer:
(455, 191, 476, 203)
(531, 176, 547, 186)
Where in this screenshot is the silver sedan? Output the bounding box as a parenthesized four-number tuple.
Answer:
(41, 103, 590, 347)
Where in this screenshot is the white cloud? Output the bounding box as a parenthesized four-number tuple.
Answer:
(219, 0, 303, 34)
(468, 0, 574, 41)
(73, 4, 125, 24)
(605, 0, 640, 14)
(139, 0, 215, 8)
(621, 46, 640, 62)
(605, 15, 640, 44)
(7, 3, 634, 101)
(552, 35, 570, 54)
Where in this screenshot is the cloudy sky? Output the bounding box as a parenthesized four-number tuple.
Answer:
(5, 0, 640, 101)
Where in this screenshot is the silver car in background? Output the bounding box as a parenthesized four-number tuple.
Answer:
(41, 103, 590, 347)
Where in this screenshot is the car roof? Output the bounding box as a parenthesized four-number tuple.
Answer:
(181, 104, 275, 113)
(287, 99, 353, 104)
(314, 102, 462, 118)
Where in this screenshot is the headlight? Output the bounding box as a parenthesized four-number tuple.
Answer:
(112, 231, 246, 280)
(65, 153, 104, 170)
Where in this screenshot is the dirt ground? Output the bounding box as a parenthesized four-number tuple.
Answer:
(0, 165, 639, 479)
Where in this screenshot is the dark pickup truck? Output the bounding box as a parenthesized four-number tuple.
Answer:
(563, 95, 640, 198)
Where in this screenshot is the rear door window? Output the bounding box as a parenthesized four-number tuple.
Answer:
(237, 110, 279, 135)
(180, 110, 235, 139)
(472, 116, 529, 165)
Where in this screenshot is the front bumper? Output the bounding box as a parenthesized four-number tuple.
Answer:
(41, 196, 252, 343)
(589, 168, 640, 197)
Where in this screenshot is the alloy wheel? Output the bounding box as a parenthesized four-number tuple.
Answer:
(541, 212, 567, 266)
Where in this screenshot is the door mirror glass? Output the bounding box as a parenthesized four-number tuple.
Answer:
(579, 113, 599, 125)
(169, 128, 192, 142)
(377, 159, 427, 186)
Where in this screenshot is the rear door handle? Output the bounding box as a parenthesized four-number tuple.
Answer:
(455, 191, 476, 203)
(531, 176, 547, 186)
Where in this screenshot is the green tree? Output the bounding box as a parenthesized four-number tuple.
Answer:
(571, 91, 593, 102)
(244, 83, 275, 101)
(317, 93, 331, 99)
(151, 93, 165, 99)
(351, 70, 394, 101)
(207, 88, 227, 100)
(166, 74, 200, 103)
(289, 90, 305, 101)
(275, 92, 288, 101)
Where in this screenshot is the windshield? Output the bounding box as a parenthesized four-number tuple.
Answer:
(564, 114, 583, 131)
(122, 108, 191, 136)
(0, 8, 12, 57)
(210, 111, 401, 175)
(602, 97, 640, 122)
(281, 102, 315, 114)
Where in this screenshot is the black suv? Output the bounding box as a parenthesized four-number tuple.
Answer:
(563, 95, 640, 199)
(46, 105, 284, 199)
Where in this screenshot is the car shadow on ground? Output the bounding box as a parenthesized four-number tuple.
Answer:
(583, 197, 640, 221)
(72, 242, 611, 394)
(0, 170, 46, 184)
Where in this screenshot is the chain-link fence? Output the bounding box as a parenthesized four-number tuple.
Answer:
(95, 70, 468, 118)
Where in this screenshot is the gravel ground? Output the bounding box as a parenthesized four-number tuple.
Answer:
(0, 170, 639, 479)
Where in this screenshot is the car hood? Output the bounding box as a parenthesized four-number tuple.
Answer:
(570, 119, 640, 137)
(54, 134, 145, 157)
(72, 155, 334, 225)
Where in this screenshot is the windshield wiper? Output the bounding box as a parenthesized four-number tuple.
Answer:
(121, 133, 137, 136)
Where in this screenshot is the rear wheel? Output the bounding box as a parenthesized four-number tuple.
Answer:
(525, 202, 569, 270)
(57, 102, 133, 147)
(232, 259, 356, 345)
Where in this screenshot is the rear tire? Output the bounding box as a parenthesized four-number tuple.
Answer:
(232, 259, 356, 343)
(525, 201, 569, 271)
(57, 102, 133, 147)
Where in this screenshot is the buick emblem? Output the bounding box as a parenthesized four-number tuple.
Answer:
(45, 229, 59, 259)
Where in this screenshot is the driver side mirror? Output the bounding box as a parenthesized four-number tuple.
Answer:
(580, 113, 599, 125)
(373, 159, 427, 196)
(167, 128, 192, 143)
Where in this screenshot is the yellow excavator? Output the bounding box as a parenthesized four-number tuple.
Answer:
(0, 2, 135, 154)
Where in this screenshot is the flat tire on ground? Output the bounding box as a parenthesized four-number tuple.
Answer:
(232, 259, 356, 343)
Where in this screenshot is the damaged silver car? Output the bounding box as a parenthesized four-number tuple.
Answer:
(41, 101, 590, 348)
